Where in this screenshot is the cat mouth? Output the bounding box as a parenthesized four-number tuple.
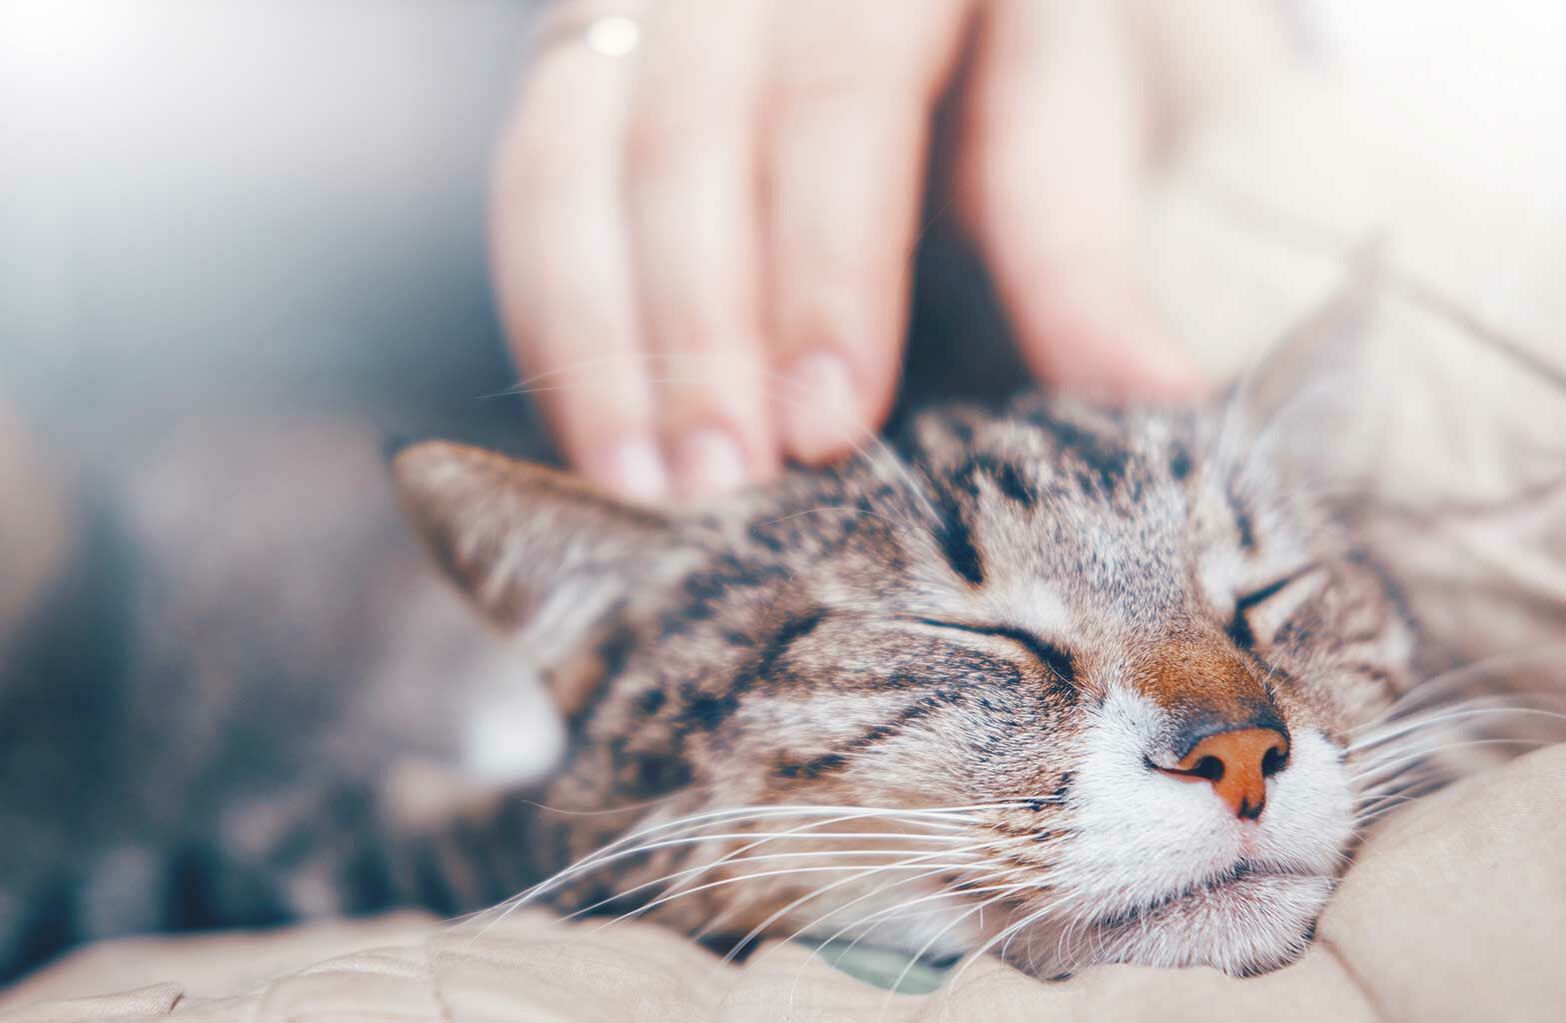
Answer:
(1057, 863, 1336, 975)
(1093, 861, 1327, 930)
(992, 864, 1335, 978)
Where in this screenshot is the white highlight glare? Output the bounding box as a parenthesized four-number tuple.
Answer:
(585, 16, 641, 58)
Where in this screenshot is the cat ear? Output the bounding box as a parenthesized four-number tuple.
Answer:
(389, 440, 673, 632)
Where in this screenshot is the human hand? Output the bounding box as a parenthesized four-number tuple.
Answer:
(491, 0, 1289, 502)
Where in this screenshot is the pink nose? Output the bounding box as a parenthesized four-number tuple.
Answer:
(1158, 727, 1290, 819)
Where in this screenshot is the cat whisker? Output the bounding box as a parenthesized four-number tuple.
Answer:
(1359, 644, 1566, 722)
(520, 786, 711, 819)
(767, 863, 1036, 1001)
(495, 350, 725, 397)
(882, 883, 1047, 1003)
(458, 804, 1011, 936)
(1349, 736, 1552, 787)
(624, 816, 982, 912)
(1354, 792, 1439, 829)
(1350, 721, 1531, 768)
(522, 800, 998, 881)
(1347, 703, 1566, 754)
(708, 846, 1009, 965)
(1353, 760, 1443, 795)
(1354, 790, 1433, 816)
(664, 802, 1061, 933)
(465, 799, 1044, 937)
(778, 866, 990, 958)
(779, 854, 1039, 958)
(603, 859, 992, 940)
(945, 888, 1075, 993)
(556, 841, 983, 927)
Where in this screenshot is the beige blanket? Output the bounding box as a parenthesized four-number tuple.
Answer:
(3, 747, 1562, 1022)
(6, 57, 1565, 1023)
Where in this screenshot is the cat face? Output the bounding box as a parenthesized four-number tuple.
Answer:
(391, 290, 1415, 978)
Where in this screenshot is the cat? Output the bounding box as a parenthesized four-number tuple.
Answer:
(0, 269, 1472, 983)
(374, 272, 1423, 980)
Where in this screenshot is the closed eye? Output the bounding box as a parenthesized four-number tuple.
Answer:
(904, 617, 1077, 692)
(1227, 570, 1310, 650)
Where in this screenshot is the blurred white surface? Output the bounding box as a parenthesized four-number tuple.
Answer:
(1, 1, 1561, 421)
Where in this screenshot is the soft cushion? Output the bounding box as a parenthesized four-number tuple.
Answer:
(2, 747, 1563, 1022)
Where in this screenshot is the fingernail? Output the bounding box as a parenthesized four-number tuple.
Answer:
(670, 426, 750, 502)
(779, 351, 861, 464)
(586, 436, 669, 503)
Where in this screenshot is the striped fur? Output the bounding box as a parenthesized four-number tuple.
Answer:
(382, 376, 1418, 976)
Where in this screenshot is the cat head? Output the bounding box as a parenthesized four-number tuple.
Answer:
(390, 277, 1416, 978)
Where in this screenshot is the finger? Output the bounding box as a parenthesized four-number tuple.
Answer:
(623, 0, 775, 501)
(491, 14, 666, 502)
(958, 0, 1203, 402)
(762, 0, 974, 464)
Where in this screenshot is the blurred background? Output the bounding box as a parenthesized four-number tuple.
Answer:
(1, 1, 544, 453)
(3, 1, 1565, 456)
(0, 0, 1565, 987)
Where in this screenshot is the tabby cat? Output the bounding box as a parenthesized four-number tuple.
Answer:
(379, 275, 1427, 980)
(1, 276, 1444, 982)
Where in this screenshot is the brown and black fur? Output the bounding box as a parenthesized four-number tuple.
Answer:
(0, 267, 1445, 981)
(323, 274, 1419, 980)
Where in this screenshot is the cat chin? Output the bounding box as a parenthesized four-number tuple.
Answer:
(1005, 870, 1335, 979)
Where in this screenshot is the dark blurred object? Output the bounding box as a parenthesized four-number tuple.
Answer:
(0, 400, 72, 663)
(898, 222, 1031, 427)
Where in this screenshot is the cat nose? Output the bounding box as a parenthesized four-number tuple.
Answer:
(1158, 727, 1290, 820)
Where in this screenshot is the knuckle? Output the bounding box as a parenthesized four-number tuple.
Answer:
(621, 112, 686, 180)
(769, 34, 932, 114)
(624, 95, 729, 184)
(772, 64, 886, 117)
